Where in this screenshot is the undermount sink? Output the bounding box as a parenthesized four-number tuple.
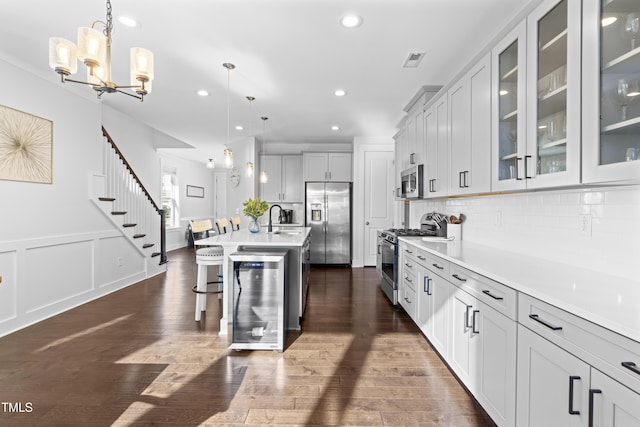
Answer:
(272, 230, 301, 235)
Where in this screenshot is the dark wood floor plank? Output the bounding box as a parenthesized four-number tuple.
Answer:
(0, 247, 495, 426)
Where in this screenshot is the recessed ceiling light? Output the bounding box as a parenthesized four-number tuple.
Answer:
(331, 126, 340, 131)
(196, 89, 209, 97)
(601, 16, 617, 27)
(334, 89, 347, 97)
(235, 125, 244, 131)
(340, 15, 363, 28)
(118, 16, 138, 27)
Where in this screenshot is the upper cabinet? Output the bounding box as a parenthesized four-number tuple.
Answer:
(449, 52, 492, 196)
(303, 152, 352, 182)
(260, 154, 303, 203)
(582, 0, 640, 183)
(424, 94, 449, 197)
(526, 0, 582, 189)
(492, 21, 528, 191)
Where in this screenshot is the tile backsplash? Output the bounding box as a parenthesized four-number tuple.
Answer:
(409, 185, 639, 281)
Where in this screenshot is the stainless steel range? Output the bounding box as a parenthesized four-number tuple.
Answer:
(377, 213, 448, 305)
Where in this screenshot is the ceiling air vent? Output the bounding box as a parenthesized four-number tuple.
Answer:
(402, 52, 425, 68)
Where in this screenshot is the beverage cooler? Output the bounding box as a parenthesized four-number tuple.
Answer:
(228, 251, 288, 352)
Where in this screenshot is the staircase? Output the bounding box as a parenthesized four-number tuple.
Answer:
(94, 126, 167, 266)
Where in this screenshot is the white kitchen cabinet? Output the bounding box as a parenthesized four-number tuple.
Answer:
(582, 0, 640, 184)
(525, 0, 582, 189)
(492, 20, 528, 191)
(424, 94, 449, 197)
(393, 127, 406, 199)
(303, 152, 352, 182)
(416, 252, 450, 358)
(260, 154, 303, 203)
(517, 325, 591, 427)
(591, 368, 640, 427)
(448, 52, 492, 196)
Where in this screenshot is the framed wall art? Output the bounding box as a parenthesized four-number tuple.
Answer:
(0, 104, 53, 184)
(186, 185, 204, 198)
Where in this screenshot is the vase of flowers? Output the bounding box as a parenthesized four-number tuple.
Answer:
(242, 198, 269, 233)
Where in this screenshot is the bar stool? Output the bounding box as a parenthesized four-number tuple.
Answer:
(216, 218, 229, 234)
(230, 216, 241, 231)
(189, 219, 224, 321)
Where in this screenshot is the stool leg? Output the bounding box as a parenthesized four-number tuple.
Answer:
(195, 263, 208, 321)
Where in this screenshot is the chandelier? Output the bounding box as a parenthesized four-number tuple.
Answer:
(48, 0, 154, 101)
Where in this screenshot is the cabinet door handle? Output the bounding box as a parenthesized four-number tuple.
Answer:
(432, 263, 444, 270)
(459, 171, 464, 188)
(424, 276, 431, 295)
(464, 171, 469, 188)
(377, 244, 381, 255)
(588, 389, 602, 427)
(482, 289, 504, 300)
(465, 305, 473, 328)
(525, 155, 533, 179)
(529, 314, 563, 331)
(452, 273, 467, 282)
(472, 309, 480, 334)
(622, 361, 640, 376)
(569, 376, 581, 415)
(516, 157, 523, 180)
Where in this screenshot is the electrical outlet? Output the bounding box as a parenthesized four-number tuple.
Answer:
(495, 211, 502, 228)
(579, 214, 592, 236)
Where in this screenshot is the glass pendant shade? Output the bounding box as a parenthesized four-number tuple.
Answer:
(260, 170, 268, 183)
(77, 27, 106, 68)
(206, 159, 214, 169)
(130, 47, 154, 85)
(246, 162, 254, 177)
(87, 63, 105, 87)
(224, 148, 233, 168)
(49, 37, 78, 75)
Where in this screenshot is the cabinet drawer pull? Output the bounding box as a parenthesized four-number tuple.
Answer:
(588, 389, 602, 427)
(405, 249, 413, 254)
(405, 276, 413, 283)
(432, 263, 444, 270)
(482, 289, 504, 300)
(529, 314, 563, 331)
(452, 274, 467, 282)
(424, 276, 431, 295)
(622, 361, 640, 376)
(404, 262, 413, 268)
(417, 255, 426, 261)
(569, 376, 581, 415)
(472, 310, 480, 334)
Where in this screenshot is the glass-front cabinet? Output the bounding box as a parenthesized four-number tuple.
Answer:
(492, 21, 527, 191)
(526, 0, 582, 189)
(583, 0, 640, 183)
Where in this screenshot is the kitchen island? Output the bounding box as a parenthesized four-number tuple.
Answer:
(194, 227, 311, 338)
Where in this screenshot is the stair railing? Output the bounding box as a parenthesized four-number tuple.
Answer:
(101, 126, 167, 265)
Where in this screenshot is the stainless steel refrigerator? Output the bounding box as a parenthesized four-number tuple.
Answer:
(305, 182, 352, 265)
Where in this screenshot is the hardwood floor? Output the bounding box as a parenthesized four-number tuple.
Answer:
(0, 248, 495, 426)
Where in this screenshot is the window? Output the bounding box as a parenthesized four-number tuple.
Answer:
(161, 168, 180, 228)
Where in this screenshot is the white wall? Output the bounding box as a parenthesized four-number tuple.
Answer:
(0, 58, 193, 337)
(409, 185, 640, 281)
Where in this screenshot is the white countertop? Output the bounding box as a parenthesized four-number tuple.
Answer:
(259, 222, 304, 228)
(195, 227, 311, 247)
(399, 237, 640, 343)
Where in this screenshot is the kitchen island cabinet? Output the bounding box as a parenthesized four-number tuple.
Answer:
(195, 228, 311, 340)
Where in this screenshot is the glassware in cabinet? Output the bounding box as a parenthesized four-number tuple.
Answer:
(527, 0, 581, 188)
(583, 0, 640, 183)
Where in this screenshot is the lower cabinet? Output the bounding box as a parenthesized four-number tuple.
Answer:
(417, 266, 450, 358)
(517, 325, 591, 427)
(591, 369, 640, 427)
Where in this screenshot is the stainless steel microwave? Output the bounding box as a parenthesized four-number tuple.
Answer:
(401, 164, 423, 198)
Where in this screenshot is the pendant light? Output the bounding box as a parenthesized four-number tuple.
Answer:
(223, 63, 234, 168)
(260, 116, 269, 183)
(206, 158, 214, 169)
(246, 96, 255, 177)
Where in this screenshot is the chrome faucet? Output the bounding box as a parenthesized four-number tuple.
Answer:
(268, 204, 282, 233)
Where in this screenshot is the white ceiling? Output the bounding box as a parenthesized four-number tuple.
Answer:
(0, 0, 531, 164)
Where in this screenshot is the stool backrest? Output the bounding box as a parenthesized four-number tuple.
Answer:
(189, 219, 214, 248)
(230, 216, 241, 231)
(216, 218, 229, 234)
